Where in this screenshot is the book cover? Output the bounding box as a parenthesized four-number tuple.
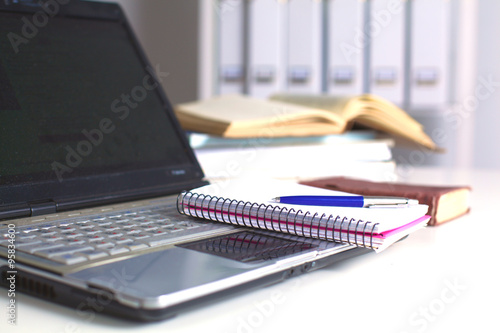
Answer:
(300, 177, 471, 226)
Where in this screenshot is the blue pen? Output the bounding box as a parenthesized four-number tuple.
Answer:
(272, 195, 418, 208)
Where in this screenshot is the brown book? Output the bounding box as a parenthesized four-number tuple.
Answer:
(174, 94, 439, 150)
(300, 177, 471, 226)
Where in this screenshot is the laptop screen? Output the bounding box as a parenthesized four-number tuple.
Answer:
(0, 3, 204, 213)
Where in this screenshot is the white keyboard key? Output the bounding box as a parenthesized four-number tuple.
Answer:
(58, 221, 75, 226)
(86, 235, 105, 242)
(99, 225, 119, 231)
(94, 241, 115, 249)
(148, 230, 167, 236)
(165, 226, 183, 233)
(106, 247, 130, 255)
(126, 228, 141, 234)
(95, 221, 112, 226)
(103, 231, 123, 238)
(34, 245, 94, 258)
(125, 243, 149, 251)
(73, 220, 91, 225)
(121, 222, 138, 228)
(13, 239, 43, 247)
(0, 238, 17, 246)
(77, 250, 109, 260)
(66, 232, 84, 238)
(17, 234, 38, 240)
(153, 222, 171, 228)
(123, 212, 137, 217)
(179, 222, 200, 229)
(39, 224, 57, 230)
(62, 238, 86, 245)
(42, 235, 64, 242)
(36, 229, 57, 235)
(140, 225, 158, 231)
(51, 254, 88, 265)
(20, 226, 39, 233)
(115, 237, 133, 244)
(144, 236, 180, 247)
(18, 242, 64, 254)
(131, 233, 150, 240)
(110, 218, 129, 223)
(58, 226, 76, 232)
(77, 223, 95, 229)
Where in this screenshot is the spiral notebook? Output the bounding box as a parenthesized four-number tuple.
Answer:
(177, 180, 431, 252)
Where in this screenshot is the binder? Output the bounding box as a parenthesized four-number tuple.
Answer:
(369, 0, 407, 107)
(284, 0, 323, 94)
(327, 0, 366, 96)
(410, 0, 451, 109)
(216, 0, 245, 95)
(177, 180, 430, 252)
(247, 0, 286, 98)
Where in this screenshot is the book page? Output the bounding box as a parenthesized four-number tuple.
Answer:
(175, 94, 346, 127)
(270, 94, 352, 118)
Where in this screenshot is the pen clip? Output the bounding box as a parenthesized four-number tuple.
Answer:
(364, 197, 419, 208)
(367, 203, 412, 208)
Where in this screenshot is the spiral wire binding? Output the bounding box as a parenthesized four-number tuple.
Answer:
(177, 191, 379, 250)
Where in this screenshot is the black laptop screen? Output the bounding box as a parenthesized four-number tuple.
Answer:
(0, 11, 196, 187)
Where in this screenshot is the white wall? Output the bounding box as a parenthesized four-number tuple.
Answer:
(473, 0, 500, 168)
(107, 0, 202, 105)
(104, 0, 500, 169)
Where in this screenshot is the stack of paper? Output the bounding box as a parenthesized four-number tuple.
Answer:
(191, 131, 396, 182)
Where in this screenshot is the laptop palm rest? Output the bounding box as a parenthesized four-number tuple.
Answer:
(67, 231, 322, 310)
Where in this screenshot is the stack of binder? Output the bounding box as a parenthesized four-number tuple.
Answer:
(216, 0, 453, 111)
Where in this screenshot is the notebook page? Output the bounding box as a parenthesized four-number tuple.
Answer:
(188, 179, 429, 232)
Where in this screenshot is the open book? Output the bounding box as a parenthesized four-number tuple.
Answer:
(174, 94, 438, 150)
(177, 180, 430, 252)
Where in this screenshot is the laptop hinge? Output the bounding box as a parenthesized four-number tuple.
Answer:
(28, 200, 58, 217)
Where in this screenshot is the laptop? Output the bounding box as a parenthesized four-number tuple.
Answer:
(0, 0, 368, 321)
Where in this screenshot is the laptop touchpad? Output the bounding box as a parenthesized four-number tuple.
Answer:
(67, 231, 320, 306)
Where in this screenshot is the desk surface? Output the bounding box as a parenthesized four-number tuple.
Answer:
(3, 167, 499, 333)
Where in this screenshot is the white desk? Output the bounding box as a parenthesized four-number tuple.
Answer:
(2, 167, 499, 333)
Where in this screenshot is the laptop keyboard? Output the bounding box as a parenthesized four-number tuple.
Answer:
(0, 205, 229, 266)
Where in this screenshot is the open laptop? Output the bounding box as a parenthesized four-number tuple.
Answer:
(0, 0, 368, 321)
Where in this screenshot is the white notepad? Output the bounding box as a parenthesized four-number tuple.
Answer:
(177, 179, 430, 252)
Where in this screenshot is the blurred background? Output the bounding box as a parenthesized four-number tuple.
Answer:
(97, 0, 498, 169)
